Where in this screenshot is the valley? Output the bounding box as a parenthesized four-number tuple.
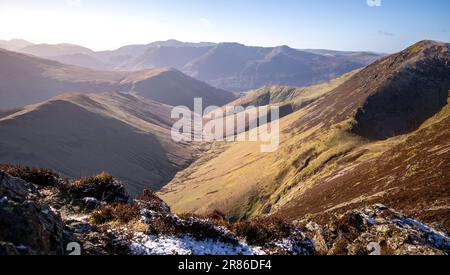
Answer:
(159, 41, 450, 232)
(0, 39, 382, 92)
(0, 34, 449, 256)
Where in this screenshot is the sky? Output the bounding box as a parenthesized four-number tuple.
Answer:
(0, 0, 449, 53)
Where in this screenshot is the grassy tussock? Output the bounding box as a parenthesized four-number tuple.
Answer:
(0, 164, 62, 187)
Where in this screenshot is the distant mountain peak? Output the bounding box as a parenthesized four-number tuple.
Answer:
(346, 40, 450, 140)
(0, 38, 33, 51)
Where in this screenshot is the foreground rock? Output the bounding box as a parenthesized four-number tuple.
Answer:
(301, 204, 450, 255)
(0, 172, 65, 255)
(0, 166, 448, 255)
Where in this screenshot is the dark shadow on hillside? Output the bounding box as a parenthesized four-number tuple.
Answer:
(352, 60, 450, 140)
(0, 100, 176, 196)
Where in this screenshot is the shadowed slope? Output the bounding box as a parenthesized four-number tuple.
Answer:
(0, 49, 235, 109)
(351, 41, 450, 139)
(0, 92, 196, 195)
(278, 101, 450, 231)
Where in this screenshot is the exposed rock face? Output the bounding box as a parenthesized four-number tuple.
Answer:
(0, 242, 19, 255)
(136, 189, 171, 214)
(1, 167, 449, 255)
(0, 172, 65, 255)
(301, 204, 450, 255)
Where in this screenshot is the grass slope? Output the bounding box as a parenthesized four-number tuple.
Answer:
(159, 41, 450, 232)
(0, 92, 196, 195)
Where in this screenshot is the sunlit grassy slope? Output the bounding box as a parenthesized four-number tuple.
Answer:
(159, 41, 450, 229)
(158, 70, 362, 218)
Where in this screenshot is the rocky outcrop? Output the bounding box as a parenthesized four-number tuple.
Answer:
(1, 167, 449, 255)
(0, 172, 65, 255)
(301, 204, 450, 255)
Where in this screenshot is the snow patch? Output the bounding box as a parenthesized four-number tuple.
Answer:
(131, 233, 266, 255)
(360, 204, 450, 251)
(0, 196, 8, 205)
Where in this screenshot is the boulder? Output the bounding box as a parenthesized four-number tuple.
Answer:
(0, 172, 65, 255)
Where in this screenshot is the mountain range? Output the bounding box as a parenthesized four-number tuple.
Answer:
(0, 39, 449, 255)
(159, 40, 450, 231)
(0, 48, 234, 110)
(0, 39, 382, 92)
(0, 92, 198, 195)
(0, 48, 233, 193)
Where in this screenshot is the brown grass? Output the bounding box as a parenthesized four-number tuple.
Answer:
(142, 213, 237, 244)
(0, 164, 62, 187)
(230, 216, 293, 246)
(136, 189, 162, 204)
(91, 203, 140, 225)
(68, 172, 129, 203)
(73, 172, 115, 188)
(178, 210, 228, 226)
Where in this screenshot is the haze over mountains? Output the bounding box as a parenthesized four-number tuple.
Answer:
(0, 46, 234, 193)
(0, 39, 33, 52)
(0, 38, 449, 239)
(0, 48, 234, 110)
(0, 39, 382, 92)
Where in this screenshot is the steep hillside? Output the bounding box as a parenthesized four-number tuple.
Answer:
(230, 70, 359, 111)
(128, 68, 234, 110)
(278, 101, 450, 230)
(159, 41, 450, 231)
(205, 70, 359, 139)
(0, 49, 234, 109)
(0, 92, 196, 195)
(351, 41, 450, 139)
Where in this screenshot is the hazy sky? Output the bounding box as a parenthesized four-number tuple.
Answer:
(0, 0, 449, 52)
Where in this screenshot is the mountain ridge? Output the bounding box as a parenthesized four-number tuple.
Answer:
(0, 39, 382, 91)
(0, 48, 235, 109)
(0, 92, 197, 194)
(159, 40, 450, 231)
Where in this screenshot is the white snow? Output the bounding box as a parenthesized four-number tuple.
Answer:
(16, 244, 27, 250)
(0, 196, 8, 205)
(305, 221, 320, 231)
(41, 208, 50, 215)
(131, 233, 266, 255)
(66, 214, 90, 223)
(396, 216, 450, 249)
(361, 205, 450, 250)
(82, 197, 99, 203)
